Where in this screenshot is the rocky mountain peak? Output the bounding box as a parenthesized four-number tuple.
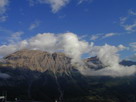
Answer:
(1, 49, 74, 74)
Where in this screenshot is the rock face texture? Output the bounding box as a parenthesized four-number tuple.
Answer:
(0, 49, 105, 74)
(0, 49, 88, 101)
(2, 49, 74, 74)
(1, 50, 136, 102)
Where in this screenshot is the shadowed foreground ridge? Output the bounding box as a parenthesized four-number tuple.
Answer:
(0, 49, 89, 102)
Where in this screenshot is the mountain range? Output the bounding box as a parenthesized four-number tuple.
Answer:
(0, 49, 136, 102)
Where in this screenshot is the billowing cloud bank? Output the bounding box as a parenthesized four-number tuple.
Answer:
(87, 44, 136, 77)
(0, 33, 92, 63)
(0, 32, 136, 77)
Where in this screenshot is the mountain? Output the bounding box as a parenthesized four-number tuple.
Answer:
(85, 57, 136, 69)
(0, 49, 89, 102)
(84, 56, 104, 70)
(120, 60, 136, 66)
(1, 50, 136, 102)
(1, 49, 75, 74)
(3, 50, 136, 73)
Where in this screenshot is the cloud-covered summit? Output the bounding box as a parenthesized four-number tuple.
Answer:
(0, 32, 136, 77)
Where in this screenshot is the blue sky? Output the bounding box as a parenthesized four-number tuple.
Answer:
(0, 0, 136, 59)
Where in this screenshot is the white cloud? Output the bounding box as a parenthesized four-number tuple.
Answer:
(120, 17, 136, 32)
(130, 42, 136, 51)
(9, 31, 24, 43)
(119, 10, 136, 32)
(60, 33, 91, 64)
(0, 0, 9, 21)
(90, 35, 99, 40)
(29, 0, 69, 13)
(0, 15, 7, 22)
(87, 44, 136, 77)
(42, 0, 69, 13)
(90, 33, 117, 41)
(127, 53, 136, 61)
(103, 33, 117, 38)
(91, 44, 126, 67)
(78, 0, 93, 4)
(28, 33, 58, 51)
(29, 0, 35, 6)
(120, 17, 128, 25)
(29, 21, 40, 30)
(29, 0, 93, 13)
(0, 32, 136, 77)
(0, 32, 91, 64)
(124, 23, 136, 32)
(128, 9, 136, 15)
(0, 0, 9, 14)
